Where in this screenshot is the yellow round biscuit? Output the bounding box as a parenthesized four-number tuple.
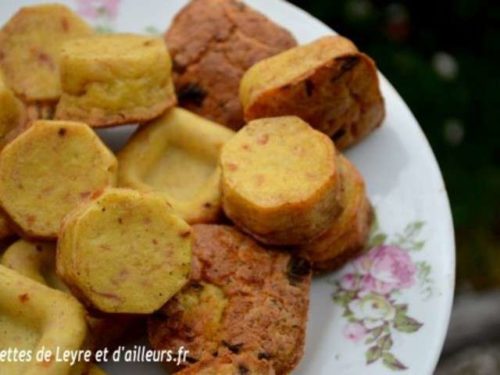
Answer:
(298, 156, 373, 271)
(55, 34, 176, 127)
(0, 120, 117, 239)
(0, 4, 92, 102)
(240, 36, 385, 149)
(56, 188, 192, 314)
(220, 116, 340, 245)
(118, 108, 234, 224)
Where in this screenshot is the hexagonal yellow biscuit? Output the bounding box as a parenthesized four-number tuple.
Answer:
(298, 155, 373, 271)
(0, 264, 87, 375)
(0, 71, 26, 147)
(118, 108, 234, 223)
(0, 120, 117, 239)
(0, 4, 93, 102)
(240, 36, 385, 149)
(220, 116, 341, 245)
(56, 188, 192, 314)
(55, 34, 177, 127)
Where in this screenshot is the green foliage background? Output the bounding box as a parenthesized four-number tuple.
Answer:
(288, 0, 500, 288)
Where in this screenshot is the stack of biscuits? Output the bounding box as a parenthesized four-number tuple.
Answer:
(0, 1, 384, 374)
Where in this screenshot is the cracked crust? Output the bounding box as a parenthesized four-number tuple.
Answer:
(166, 0, 297, 130)
(240, 36, 385, 149)
(148, 224, 311, 375)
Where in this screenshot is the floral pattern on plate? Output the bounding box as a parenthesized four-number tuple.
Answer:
(332, 219, 433, 371)
(75, 0, 120, 33)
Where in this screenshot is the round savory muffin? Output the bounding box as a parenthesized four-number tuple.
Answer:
(240, 35, 385, 149)
(220, 116, 341, 245)
(176, 353, 275, 375)
(298, 155, 373, 271)
(148, 224, 311, 375)
(165, 0, 297, 130)
(55, 34, 176, 127)
(0, 120, 117, 239)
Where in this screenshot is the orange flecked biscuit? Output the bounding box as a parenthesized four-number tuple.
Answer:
(298, 155, 373, 271)
(56, 188, 192, 314)
(240, 36, 385, 149)
(166, 0, 297, 130)
(0, 120, 117, 239)
(55, 34, 176, 127)
(220, 116, 341, 245)
(0, 4, 92, 102)
(118, 108, 234, 224)
(148, 225, 311, 375)
(176, 353, 275, 375)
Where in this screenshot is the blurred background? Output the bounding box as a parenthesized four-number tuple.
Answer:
(288, 0, 499, 372)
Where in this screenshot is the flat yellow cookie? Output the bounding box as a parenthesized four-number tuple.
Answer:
(57, 188, 192, 314)
(220, 116, 340, 245)
(55, 34, 176, 127)
(0, 120, 117, 239)
(118, 108, 234, 223)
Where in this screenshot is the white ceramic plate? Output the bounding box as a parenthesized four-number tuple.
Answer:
(0, 1, 455, 374)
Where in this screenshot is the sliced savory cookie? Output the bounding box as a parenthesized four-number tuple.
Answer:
(2, 239, 142, 351)
(298, 155, 373, 271)
(0, 4, 92, 102)
(220, 116, 341, 245)
(0, 265, 87, 375)
(176, 353, 275, 375)
(166, 0, 297, 130)
(118, 108, 234, 224)
(148, 225, 311, 375)
(0, 120, 117, 239)
(56, 188, 192, 314)
(0, 71, 26, 147)
(240, 36, 385, 149)
(55, 34, 176, 127)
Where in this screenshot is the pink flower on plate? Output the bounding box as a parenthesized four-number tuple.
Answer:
(76, 0, 120, 20)
(340, 273, 359, 290)
(343, 322, 367, 342)
(354, 245, 416, 295)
